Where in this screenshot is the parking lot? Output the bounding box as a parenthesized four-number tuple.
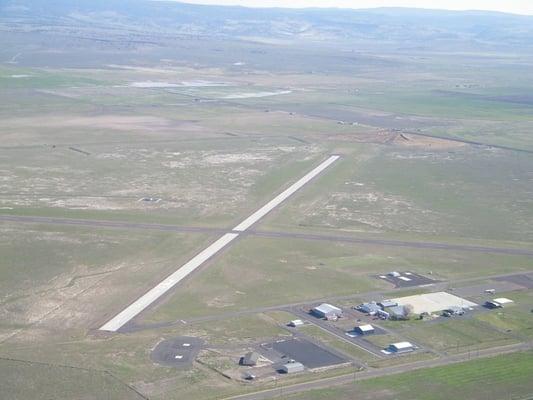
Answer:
(263, 337, 348, 370)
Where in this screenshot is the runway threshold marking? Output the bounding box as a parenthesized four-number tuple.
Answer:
(99, 155, 340, 332)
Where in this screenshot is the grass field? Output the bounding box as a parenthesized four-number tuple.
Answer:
(474, 290, 533, 339)
(145, 235, 533, 322)
(403, 319, 517, 354)
(0, 132, 327, 227)
(0, 334, 238, 400)
(0, 222, 214, 338)
(0, 358, 144, 400)
(281, 351, 533, 400)
(265, 145, 533, 243)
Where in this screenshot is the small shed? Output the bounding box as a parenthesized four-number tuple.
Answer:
(389, 342, 414, 353)
(289, 319, 304, 327)
(281, 362, 304, 374)
(312, 303, 343, 320)
(241, 351, 260, 366)
(355, 324, 375, 335)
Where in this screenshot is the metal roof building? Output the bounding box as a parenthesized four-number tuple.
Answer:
(355, 324, 375, 335)
(312, 303, 342, 319)
(357, 302, 381, 315)
(389, 342, 415, 353)
(485, 300, 502, 309)
(486, 298, 513, 309)
(281, 362, 305, 374)
(289, 319, 304, 327)
(493, 298, 514, 306)
(241, 351, 260, 366)
(378, 299, 398, 308)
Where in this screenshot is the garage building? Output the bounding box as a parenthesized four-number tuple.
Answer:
(389, 342, 415, 353)
(241, 351, 260, 366)
(357, 302, 381, 315)
(378, 299, 398, 309)
(355, 324, 375, 335)
(281, 362, 305, 374)
(312, 303, 343, 320)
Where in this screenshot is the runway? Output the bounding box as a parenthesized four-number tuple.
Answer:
(97, 155, 340, 331)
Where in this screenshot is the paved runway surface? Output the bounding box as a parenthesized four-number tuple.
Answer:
(99, 232, 240, 332)
(98, 155, 340, 331)
(232, 155, 340, 232)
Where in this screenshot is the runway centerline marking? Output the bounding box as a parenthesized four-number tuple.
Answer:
(99, 155, 340, 332)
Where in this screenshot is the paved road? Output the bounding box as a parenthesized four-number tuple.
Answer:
(1, 214, 532, 257)
(99, 156, 340, 332)
(223, 342, 533, 400)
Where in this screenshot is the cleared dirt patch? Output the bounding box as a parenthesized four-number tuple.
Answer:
(3, 115, 190, 132)
(393, 133, 466, 150)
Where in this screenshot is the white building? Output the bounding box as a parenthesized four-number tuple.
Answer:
(486, 298, 514, 309)
(493, 298, 514, 306)
(389, 342, 415, 353)
(281, 362, 304, 374)
(312, 303, 343, 320)
(355, 324, 375, 335)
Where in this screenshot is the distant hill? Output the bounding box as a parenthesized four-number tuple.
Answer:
(2, 0, 533, 48)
